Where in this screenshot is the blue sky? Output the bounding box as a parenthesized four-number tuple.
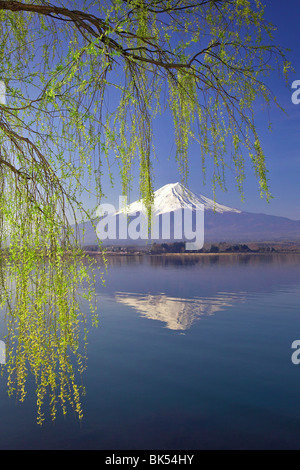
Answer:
(98, 0, 300, 221)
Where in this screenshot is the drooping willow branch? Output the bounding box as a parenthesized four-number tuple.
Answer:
(0, 0, 290, 210)
(0, 0, 291, 425)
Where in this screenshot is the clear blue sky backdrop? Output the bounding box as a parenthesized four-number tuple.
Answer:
(97, 0, 300, 221)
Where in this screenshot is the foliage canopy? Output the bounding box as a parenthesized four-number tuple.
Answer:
(0, 0, 290, 215)
(0, 0, 290, 422)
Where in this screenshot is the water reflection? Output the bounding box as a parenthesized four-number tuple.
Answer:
(1, 252, 299, 426)
(91, 252, 300, 268)
(148, 253, 300, 267)
(115, 291, 246, 331)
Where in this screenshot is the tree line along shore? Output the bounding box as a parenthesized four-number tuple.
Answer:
(82, 241, 300, 256)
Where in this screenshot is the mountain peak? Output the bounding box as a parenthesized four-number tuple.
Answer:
(117, 182, 241, 215)
(82, 182, 300, 245)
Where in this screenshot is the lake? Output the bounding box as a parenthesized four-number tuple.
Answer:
(1, 253, 300, 450)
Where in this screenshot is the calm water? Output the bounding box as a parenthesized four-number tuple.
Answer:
(1, 253, 300, 449)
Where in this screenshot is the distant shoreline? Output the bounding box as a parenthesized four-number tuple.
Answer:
(83, 241, 300, 257)
(84, 250, 300, 257)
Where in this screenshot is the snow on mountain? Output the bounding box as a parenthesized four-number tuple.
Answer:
(116, 182, 241, 216)
(79, 182, 300, 245)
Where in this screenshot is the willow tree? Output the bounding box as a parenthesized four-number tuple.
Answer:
(0, 0, 290, 422)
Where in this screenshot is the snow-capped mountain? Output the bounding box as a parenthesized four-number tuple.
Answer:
(79, 182, 300, 246)
(116, 182, 241, 216)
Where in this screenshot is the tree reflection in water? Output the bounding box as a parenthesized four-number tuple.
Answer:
(0, 251, 99, 425)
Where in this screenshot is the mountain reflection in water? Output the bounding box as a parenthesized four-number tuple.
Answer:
(114, 291, 246, 331)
